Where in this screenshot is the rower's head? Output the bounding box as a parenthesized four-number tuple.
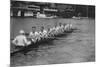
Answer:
(19, 30, 25, 35)
(59, 23, 62, 26)
(54, 22, 58, 27)
(32, 26, 36, 32)
(63, 23, 67, 26)
(47, 28, 50, 31)
(41, 26, 44, 32)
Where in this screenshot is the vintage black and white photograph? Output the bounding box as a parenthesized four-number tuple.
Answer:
(10, 0, 95, 66)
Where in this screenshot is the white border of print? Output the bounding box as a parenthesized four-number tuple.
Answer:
(13, 0, 95, 5)
(0, 0, 98, 67)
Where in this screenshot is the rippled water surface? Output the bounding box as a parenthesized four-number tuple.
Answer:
(10, 18, 95, 66)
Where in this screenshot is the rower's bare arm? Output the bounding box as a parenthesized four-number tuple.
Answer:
(12, 38, 17, 45)
(24, 37, 31, 46)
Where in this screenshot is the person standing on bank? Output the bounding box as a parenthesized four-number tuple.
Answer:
(12, 30, 31, 47)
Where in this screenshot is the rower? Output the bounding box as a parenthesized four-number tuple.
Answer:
(39, 26, 48, 39)
(29, 26, 37, 43)
(12, 30, 31, 47)
(66, 24, 72, 31)
(53, 22, 58, 36)
(29, 26, 36, 36)
(63, 23, 72, 32)
(59, 23, 64, 33)
(49, 27, 56, 37)
(69, 24, 72, 29)
(35, 31, 41, 42)
(64, 24, 69, 32)
(56, 23, 62, 34)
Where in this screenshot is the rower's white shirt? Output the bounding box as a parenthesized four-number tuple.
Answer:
(65, 24, 69, 29)
(60, 25, 64, 31)
(69, 24, 72, 28)
(29, 31, 41, 42)
(55, 26, 60, 32)
(55, 26, 60, 31)
(52, 27, 56, 30)
(12, 35, 30, 46)
(61, 25, 64, 29)
(29, 32, 34, 36)
(42, 30, 48, 36)
(49, 27, 55, 34)
(29, 31, 39, 36)
(35, 32, 39, 36)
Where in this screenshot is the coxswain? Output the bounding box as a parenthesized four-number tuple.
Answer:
(12, 30, 31, 47)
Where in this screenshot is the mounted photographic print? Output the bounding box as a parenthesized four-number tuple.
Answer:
(10, 0, 95, 67)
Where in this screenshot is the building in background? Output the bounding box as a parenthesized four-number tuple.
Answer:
(10, 0, 95, 18)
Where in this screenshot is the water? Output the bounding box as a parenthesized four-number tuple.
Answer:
(10, 18, 95, 66)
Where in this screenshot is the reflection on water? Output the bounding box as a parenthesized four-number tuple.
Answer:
(10, 18, 95, 66)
